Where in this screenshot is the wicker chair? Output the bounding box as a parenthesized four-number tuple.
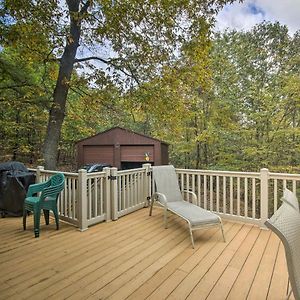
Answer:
(149, 165, 225, 248)
(265, 202, 300, 300)
(23, 173, 65, 237)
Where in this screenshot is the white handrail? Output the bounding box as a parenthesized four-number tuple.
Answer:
(28, 165, 300, 230)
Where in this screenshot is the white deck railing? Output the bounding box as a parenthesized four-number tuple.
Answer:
(33, 168, 80, 227)
(29, 164, 300, 230)
(30, 164, 152, 230)
(113, 166, 151, 219)
(268, 172, 300, 213)
(175, 168, 261, 225)
(175, 168, 300, 226)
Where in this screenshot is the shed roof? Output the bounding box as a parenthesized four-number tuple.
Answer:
(76, 127, 169, 145)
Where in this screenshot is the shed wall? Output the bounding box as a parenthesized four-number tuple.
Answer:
(76, 127, 168, 169)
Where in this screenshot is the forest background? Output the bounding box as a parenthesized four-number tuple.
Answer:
(0, 1, 299, 173)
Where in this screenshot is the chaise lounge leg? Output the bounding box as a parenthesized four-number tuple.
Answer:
(164, 206, 168, 229)
(189, 226, 195, 249)
(220, 221, 226, 242)
(149, 198, 154, 216)
(286, 279, 292, 300)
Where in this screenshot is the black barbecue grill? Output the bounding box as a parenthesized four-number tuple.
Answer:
(0, 161, 36, 217)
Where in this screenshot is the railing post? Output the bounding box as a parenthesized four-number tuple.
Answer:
(110, 167, 118, 221)
(78, 169, 88, 231)
(260, 168, 269, 228)
(36, 166, 44, 183)
(103, 167, 112, 222)
(142, 163, 152, 207)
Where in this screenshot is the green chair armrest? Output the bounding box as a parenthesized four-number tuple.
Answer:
(40, 184, 64, 202)
(26, 181, 50, 197)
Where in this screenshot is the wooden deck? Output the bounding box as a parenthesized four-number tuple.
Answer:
(0, 208, 293, 300)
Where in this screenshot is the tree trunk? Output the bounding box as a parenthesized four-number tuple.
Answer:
(13, 109, 20, 160)
(43, 0, 83, 170)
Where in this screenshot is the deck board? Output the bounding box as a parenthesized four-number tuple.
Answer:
(0, 208, 290, 300)
(205, 225, 260, 300)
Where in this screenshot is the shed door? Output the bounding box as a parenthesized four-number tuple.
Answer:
(83, 145, 114, 165)
(121, 145, 154, 162)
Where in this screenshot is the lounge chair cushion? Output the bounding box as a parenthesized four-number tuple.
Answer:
(282, 188, 299, 212)
(167, 201, 220, 226)
(152, 165, 183, 202)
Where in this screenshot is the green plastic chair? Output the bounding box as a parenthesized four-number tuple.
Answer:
(23, 173, 65, 237)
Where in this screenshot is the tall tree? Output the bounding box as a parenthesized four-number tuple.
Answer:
(1, 0, 235, 169)
(211, 22, 300, 171)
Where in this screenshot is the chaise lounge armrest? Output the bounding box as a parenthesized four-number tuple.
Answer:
(182, 190, 197, 204)
(151, 192, 167, 206)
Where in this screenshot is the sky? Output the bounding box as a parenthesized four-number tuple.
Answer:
(215, 0, 300, 35)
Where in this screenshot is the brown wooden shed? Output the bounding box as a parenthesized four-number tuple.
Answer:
(76, 127, 169, 170)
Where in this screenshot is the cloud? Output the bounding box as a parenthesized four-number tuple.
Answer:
(215, 0, 300, 35)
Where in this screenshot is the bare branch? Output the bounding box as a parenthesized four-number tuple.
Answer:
(74, 56, 140, 83)
(80, 0, 92, 14)
(74, 56, 110, 64)
(69, 86, 123, 116)
(0, 83, 34, 90)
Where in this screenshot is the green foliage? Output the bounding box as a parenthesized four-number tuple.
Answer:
(207, 22, 300, 171)
(1, 4, 299, 174)
(0, 47, 50, 162)
(1, 0, 234, 169)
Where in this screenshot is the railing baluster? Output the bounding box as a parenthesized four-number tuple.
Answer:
(274, 179, 278, 213)
(133, 173, 136, 206)
(244, 178, 248, 217)
(293, 180, 296, 194)
(72, 178, 76, 219)
(230, 177, 233, 215)
(123, 174, 126, 209)
(237, 177, 240, 216)
(127, 174, 130, 208)
(192, 174, 195, 198)
(64, 177, 68, 216)
(138, 173, 141, 205)
(88, 178, 92, 219)
(223, 176, 226, 214)
(210, 175, 213, 211)
(135, 173, 138, 206)
(204, 175, 207, 209)
(186, 173, 190, 201)
(130, 174, 134, 207)
(283, 179, 287, 189)
(66, 178, 70, 217)
(99, 177, 103, 215)
(94, 178, 98, 217)
(132, 173, 135, 206)
(118, 175, 121, 211)
(216, 176, 220, 212)
(64, 179, 67, 215)
(252, 178, 256, 219)
(197, 174, 201, 206)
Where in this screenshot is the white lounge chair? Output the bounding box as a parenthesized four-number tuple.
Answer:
(149, 165, 225, 248)
(265, 201, 300, 300)
(282, 188, 299, 212)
